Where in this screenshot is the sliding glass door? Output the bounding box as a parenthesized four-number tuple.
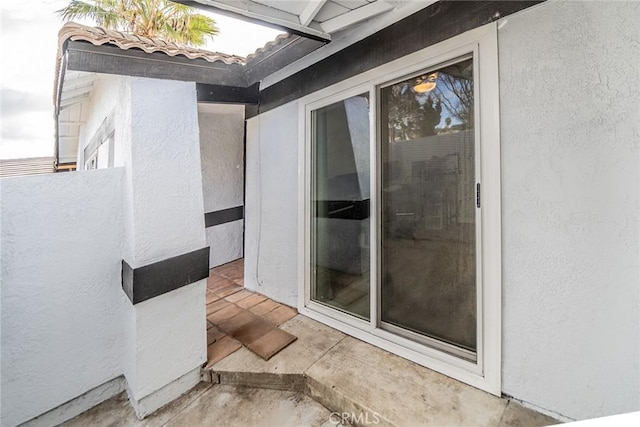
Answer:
(309, 56, 480, 361)
(304, 25, 502, 393)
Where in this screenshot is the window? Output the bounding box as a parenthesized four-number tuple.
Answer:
(84, 133, 113, 171)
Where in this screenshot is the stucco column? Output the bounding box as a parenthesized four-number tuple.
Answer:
(116, 77, 208, 418)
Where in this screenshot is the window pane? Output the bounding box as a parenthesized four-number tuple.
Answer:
(311, 93, 370, 320)
(380, 58, 477, 352)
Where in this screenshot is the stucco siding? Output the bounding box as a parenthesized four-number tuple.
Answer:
(245, 101, 300, 307)
(0, 169, 126, 427)
(499, 0, 640, 420)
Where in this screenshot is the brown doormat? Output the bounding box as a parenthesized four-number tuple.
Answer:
(246, 328, 297, 361)
(216, 309, 298, 361)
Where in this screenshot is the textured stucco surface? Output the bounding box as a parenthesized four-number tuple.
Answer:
(245, 0, 640, 420)
(198, 103, 245, 267)
(0, 169, 127, 427)
(120, 78, 207, 402)
(125, 78, 207, 266)
(245, 101, 299, 307)
(205, 223, 243, 268)
(499, 0, 640, 420)
(2, 77, 210, 425)
(123, 281, 206, 401)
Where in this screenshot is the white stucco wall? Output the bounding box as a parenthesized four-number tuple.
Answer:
(2, 76, 210, 425)
(0, 168, 126, 427)
(245, 0, 639, 420)
(125, 77, 207, 266)
(198, 103, 245, 267)
(119, 77, 207, 404)
(498, 0, 640, 420)
(245, 101, 299, 307)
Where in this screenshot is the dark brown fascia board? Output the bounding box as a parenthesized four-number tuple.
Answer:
(65, 40, 247, 87)
(196, 83, 259, 104)
(64, 36, 327, 90)
(243, 36, 325, 86)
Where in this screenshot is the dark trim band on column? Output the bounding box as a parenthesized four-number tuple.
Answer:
(122, 247, 210, 304)
(205, 206, 244, 228)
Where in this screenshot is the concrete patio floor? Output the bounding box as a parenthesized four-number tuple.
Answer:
(207, 314, 559, 427)
(65, 313, 560, 426)
(62, 383, 337, 427)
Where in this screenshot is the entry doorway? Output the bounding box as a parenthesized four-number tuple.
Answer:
(198, 103, 246, 268)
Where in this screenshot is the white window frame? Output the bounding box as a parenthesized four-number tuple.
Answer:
(297, 23, 501, 395)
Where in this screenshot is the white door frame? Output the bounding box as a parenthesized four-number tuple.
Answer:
(297, 23, 502, 395)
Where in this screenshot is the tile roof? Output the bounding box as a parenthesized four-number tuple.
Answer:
(58, 22, 246, 65)
(245, 33, 297, 62)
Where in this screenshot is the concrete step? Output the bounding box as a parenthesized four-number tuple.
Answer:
(205, 315, 559, 427)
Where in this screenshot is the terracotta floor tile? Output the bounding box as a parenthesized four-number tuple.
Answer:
(206, 291, 220, 305)
(224, 289, 253, 304)
(262, 305, 298, 326)
(217, 310, 257, 336)
(236, 293, 267, 309)
(232, 317, 275, 346)
(205, 336, 242, 367)
(207, 330, 217, 345)
(213, 283, 243, 298)
(246, 328, 297, 361)
(248, 298, 280, 315)
(207, 274, 236, 292)
(207, 304, 243, 325)
(207, 326, 225, 345)
(212, 259, 244, 283)
(206, 299, 232, 316)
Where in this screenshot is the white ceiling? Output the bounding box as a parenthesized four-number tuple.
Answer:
(187, 0, 408, 40)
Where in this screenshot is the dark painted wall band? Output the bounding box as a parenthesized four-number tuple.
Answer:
(258, 1, 542, 114)
(196, 83, 259, 104)
(205, 206, 244, 228)
(122, 247, 210, 305)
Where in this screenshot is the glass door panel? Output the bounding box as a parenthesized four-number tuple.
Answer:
(379, 57, 477, 353)
(311, 93, 371, 320)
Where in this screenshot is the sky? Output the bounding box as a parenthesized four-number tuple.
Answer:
(0, 0, 283, 159)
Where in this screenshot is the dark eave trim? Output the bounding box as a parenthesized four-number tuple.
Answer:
(243, 36, 326, 86)
(197, 83, 259, 104)
(66, 40, 247, 86)
(258, 0, 543, 114)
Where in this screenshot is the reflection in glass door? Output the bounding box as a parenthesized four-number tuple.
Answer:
(379, 57, 477, 357)
(311, 93, 371, 320)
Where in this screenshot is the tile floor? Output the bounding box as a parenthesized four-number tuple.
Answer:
(205, 259, 298, 366)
